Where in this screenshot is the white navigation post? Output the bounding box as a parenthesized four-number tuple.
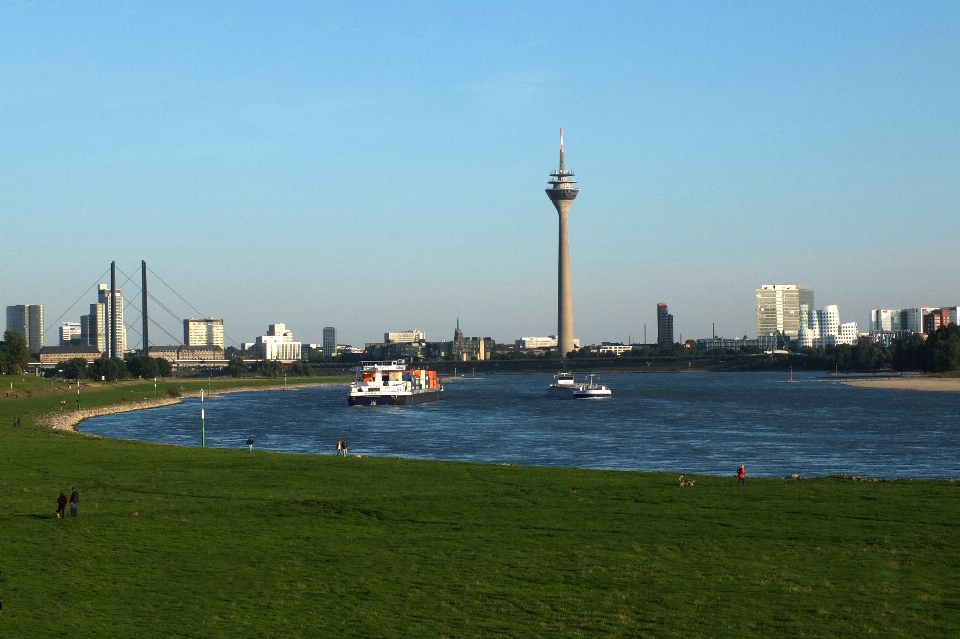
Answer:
(201, 389, 206, 448)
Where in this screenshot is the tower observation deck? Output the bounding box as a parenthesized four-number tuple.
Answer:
(545, 129, 579, 358)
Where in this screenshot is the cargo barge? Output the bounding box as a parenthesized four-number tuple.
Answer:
(348, 360, 443, 406)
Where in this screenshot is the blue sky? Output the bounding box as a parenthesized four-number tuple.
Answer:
(2, 1, 959, 347)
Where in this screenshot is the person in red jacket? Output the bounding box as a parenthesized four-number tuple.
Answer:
(56, 492, 67, 519)
(737, 464, 746, 485)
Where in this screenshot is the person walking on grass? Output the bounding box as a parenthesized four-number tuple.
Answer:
(246, 436, 254, 452)
(737, 464, 746, 485)
(69, 486, 79, 517)
(343, 440, 348, 456)
(336, 440, 342, 456)
(56, 492, 67, 519)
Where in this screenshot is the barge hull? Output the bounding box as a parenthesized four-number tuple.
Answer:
(349, 389, 443, 406)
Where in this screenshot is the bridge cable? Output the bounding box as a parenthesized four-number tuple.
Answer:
(42, 268, 111, 338)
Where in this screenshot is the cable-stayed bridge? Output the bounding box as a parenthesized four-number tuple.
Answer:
(39, 260, 240, 361)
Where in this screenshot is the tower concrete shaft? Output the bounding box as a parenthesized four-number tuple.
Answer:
(545, 129, 579, 357)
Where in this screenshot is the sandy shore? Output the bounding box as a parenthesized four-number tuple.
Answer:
(38, 381, 348, 433)
(841, 377, 960, 392)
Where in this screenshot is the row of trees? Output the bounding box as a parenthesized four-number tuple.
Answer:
(224, 356, 314, 378)
(58, 355, 174, 381)
(892, 324, 960, 372)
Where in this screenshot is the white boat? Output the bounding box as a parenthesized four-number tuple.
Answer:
(549, 373, 612, 399)
(572, 375, 612, 399)
(349, 360, 443, 406)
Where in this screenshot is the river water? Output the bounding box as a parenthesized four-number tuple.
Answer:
(80, 372, 960, 478)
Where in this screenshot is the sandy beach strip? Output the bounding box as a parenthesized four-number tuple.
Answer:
(38, 381, 348, 433)
(841, 377, 960, 392)
(38, 397, 184, 433)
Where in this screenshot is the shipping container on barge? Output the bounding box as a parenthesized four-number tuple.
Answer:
(348, 360, 443, 406)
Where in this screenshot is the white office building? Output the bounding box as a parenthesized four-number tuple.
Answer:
(385, 330, 426, 343)
(59, 322, 82, 346)
(97, 284, 126, 355)
(183, 318, 225, 348)
(249, 323, 302, 363)
(756, 284, 815, 340)
(516, 335, 581, 350)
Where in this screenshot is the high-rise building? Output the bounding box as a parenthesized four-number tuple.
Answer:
(80, 302, 107, 354)
(59, 322, 82, 346)
(545, 129, 580, 357)
(657, 303, 674, 347)
(183, 318, 225, 348)
(322, 326, 337, 357)
(755, 284, 814, 340)
(5, 304, 44, 354)
(97, 284, 126, 355)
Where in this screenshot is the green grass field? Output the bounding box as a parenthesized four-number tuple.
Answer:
(1, 375, 959, 637)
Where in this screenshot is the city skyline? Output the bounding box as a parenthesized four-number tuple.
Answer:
(2, 3, 959, 346)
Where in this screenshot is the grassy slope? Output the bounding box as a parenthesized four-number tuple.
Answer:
(1, 376, 959, 638)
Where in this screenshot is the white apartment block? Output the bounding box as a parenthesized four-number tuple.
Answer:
(59, 322, 82, 346)
(183, 318, 225, 348)
(516, 335, 581, 350)
(384, 330, 426, 343)
(518, 335, 558, 349)
(596, 343, 633, 355)
(249, 323, 301, 362)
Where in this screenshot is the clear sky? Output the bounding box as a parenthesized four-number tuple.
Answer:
(2, 1, 959, 348)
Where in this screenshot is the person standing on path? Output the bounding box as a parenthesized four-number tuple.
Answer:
(56, 492, 67, 519)
(737, 465, 746, 485)
(69, 486, 79, 517)
(246, 436, 254, 452)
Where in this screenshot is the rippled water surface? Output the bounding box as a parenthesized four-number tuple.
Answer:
(80, 372, 960, 478)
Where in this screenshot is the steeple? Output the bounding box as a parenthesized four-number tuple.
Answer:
(454, 317, 464, 342)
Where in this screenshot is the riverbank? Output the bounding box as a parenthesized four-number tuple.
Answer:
(841, 376, 960, 392)
(34, 380, 349, 433)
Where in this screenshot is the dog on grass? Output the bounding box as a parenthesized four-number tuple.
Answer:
(679, 475, 695, 487)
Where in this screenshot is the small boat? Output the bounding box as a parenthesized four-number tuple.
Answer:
(349, 360, 443, 406)
(572, 375, 612, 399)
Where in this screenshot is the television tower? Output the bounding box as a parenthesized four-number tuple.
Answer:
(545, 129, 579, 357)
